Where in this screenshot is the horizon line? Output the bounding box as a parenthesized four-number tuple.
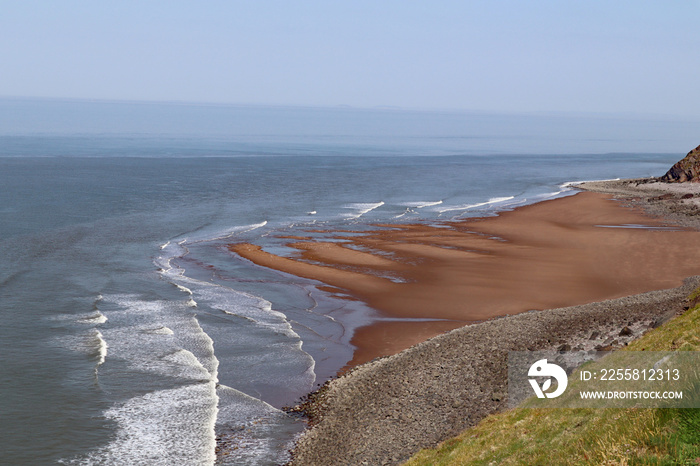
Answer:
(2, 94, 699, 122)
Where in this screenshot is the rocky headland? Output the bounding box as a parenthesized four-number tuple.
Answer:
(660, 144, 700, 182)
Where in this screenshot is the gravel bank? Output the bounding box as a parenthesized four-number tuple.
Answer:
(289, 277, 699, 465)
(288, 180, 700, 466)
(577, 178, 700, 229)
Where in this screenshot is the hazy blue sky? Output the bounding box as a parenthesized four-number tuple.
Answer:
(2, 1, 699, 116)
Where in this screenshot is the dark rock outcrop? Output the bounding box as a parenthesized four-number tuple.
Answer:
(661, 144, 700, 182)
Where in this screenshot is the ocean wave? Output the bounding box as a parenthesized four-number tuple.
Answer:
(155, 240, 189, 274)
(156, 222, 270, 280)
(168, 274, 317, 401)
(181, 221, 269, 245)
(214, 385, 301, 465)
(144, 326, 175, 335)
(95, 330, 107, 367)
(393, 208, 411, 219)
(342, 201, 385, 219)
(78, 311, 108, 325)
(195, 285, 302, 341)
(561, 177, 621, 188)
(525, 189, 574, 203)
(436, 196, 515, 213)
(397, 200, 443, 208)
(60, 383, 219, 466)
(175, 284, 193, 295)
(97, 294, 218, 381)
(158, 245, 303, 341)
(48, 328, 109, 378)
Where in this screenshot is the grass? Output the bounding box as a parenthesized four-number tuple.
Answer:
(405, 288, 700, 466)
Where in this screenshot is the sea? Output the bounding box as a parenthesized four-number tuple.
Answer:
(1, 97, 697, 465)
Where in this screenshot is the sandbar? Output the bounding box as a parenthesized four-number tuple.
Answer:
(230, 191, 700, 365)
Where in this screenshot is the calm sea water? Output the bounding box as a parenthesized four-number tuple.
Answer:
(0, 98, 695, 464)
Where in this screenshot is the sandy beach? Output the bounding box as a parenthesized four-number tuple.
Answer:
(254, 180, 699, 466)
(231, 189, 700, 367)
(226, 179, 700, 465)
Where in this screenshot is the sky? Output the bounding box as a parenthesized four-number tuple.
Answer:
(2, 1, 700, 117)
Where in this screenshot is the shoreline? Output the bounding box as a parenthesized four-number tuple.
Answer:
(289, 276, 700, 465)
(231, 187, 700, 367)
(577, 178, 700, 228)
(280, 178, 700, 465)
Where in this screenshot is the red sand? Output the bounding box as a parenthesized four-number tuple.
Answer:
(231, 192, 700, 365)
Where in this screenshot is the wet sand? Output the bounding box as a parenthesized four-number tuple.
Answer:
(230, 191, 700, 365)
(280, 180, 700, 466)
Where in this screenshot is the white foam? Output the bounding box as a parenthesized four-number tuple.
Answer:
(155, 240, 189, 274)
(393, 208, 410, 219)
(562, 177, 621, 188)
(523, 189, 574, 204)
(156, 222, 270, 285)
(61, 293, 223, 464)
(342, 201, 384, 219)
(61, 227, 314, 465)
(176, 284, 193, 295)
(78, 311, 108, 325)
(62, 383, 218, 466)
(144, 326, 175, 335)
(158, 243, 301, 338)
(398, 200, 443, 208)
(161, 349, 207, 370)
(97, 294, 218, 381)
(194, 284, 301, 340)
(169, 276, 317, 399)
(157, 240, 305, 343)
(542, 190, 565, 198)
(214, 385, 299, 465)
(50, 328, 109, 364)
(95, 330, 107, 367)
(145, 232, 317, 463)
(182, 221, 268, 245)
(437, 196, 515, 213)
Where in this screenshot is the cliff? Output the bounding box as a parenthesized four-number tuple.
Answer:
(661, 144, 700, 182)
